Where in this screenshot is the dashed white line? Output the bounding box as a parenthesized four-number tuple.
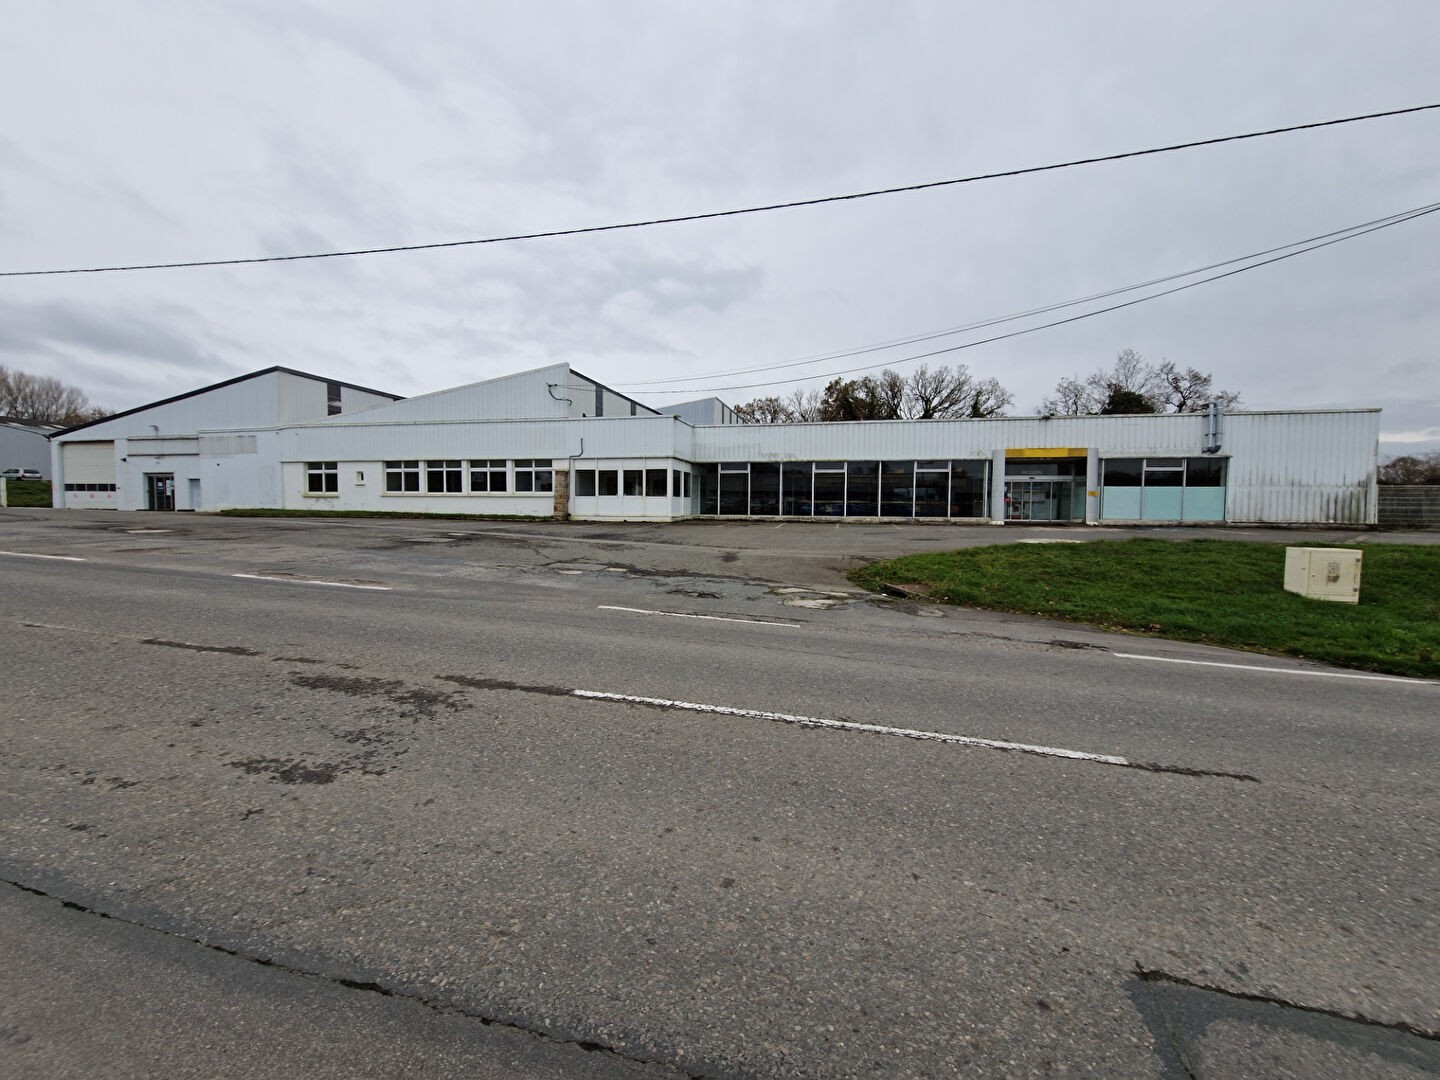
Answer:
(0, 551, 85, 562)
(598, 605, 799, 628)
(231, 573, 391, 591)
(1113, 652, 1432, 685)
(572, 689, 1129, 765)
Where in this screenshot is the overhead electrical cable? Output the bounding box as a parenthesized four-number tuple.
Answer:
(630, 200, 1440, 396)
(2, 102, 1437, 279)
(616, 201, 1440, 389)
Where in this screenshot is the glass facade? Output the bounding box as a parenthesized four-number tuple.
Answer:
(691, 460, 991, 518)
(1100, 457, 1227, 521)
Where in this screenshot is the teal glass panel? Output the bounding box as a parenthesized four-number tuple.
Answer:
(1182, 488, 1226, 521)
(1101, 487, 1141, 519)
(1141, 487, 1183, 520)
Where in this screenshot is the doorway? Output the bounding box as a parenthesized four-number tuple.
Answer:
(145, 473, 175, 511)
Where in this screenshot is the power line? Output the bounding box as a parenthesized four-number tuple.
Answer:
(3, 102, 1437, 279)
(617, 201, 1438, 389)
(631, 200, 1440, 396)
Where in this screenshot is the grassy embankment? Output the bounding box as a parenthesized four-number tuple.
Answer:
(1, 480, 52, 508)
(848, 538, 1440, 678)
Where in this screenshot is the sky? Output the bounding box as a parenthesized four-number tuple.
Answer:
(2, 2, 1437, 455)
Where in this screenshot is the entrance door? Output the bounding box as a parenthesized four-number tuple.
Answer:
(145, 473, 175, 511)
(1005, 479, 1056, 520)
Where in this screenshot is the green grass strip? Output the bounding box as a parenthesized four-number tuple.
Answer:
(849, 539, 1440, 678)
(1, 480, 53, 507)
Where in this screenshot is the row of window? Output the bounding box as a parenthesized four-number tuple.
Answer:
(1102, 457, 1226, 488)
(63, 483, 118, 492)
(385, 459, 554, 495)
(304, 460, 556, 495)
(574, 468, 692, 499)
(697, 460, 990, 518)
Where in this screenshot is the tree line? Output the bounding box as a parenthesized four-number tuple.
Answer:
(731, 350, 1239, 423)
(0, 366, 109, 426)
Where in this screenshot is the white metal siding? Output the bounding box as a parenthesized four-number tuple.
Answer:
(1224, 411, 1379, 524)
(326, 365, 573, 424)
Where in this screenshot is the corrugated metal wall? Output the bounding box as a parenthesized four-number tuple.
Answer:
(1224, 411, 1379, 524)
(692, 412, 1213, 461)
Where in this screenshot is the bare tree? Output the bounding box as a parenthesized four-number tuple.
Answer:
(965, 377, 1014, 417)
(733, 364, 1014, 423)
(785, 386, 824, 422)
(733, 396, 796, 424)
(0, 365, 108, 425)
(902, 363, 973, 419)
(1154, 360, 1242, 412)
(1037, 376, 1091, 416)
(1039, 350, 1239, 415)
(1378, 451, 1440, 485)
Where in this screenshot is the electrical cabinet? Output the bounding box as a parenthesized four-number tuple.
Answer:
(1283, 547, 1362, 604)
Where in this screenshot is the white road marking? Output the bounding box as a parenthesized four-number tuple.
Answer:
(572, 689, 1129, 765)
(231, 573, 391, 591)
(1114, 651, 1432, 685)
(598, 605, 799, 628)
(0, 551, 85, 562)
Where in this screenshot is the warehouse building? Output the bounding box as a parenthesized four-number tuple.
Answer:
(50, 363, 1380, 525)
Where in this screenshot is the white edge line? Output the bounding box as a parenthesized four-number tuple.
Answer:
(1113, 651, 1433, 685)
(232, 573, 391, 591)
(571, 689, 1129, 765)
(598, 605, 799, 628)
(0, 551, 86, 562)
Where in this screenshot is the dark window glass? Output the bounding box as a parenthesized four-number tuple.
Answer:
(915, 465, 949, 518)
(698, 466, 718, 513)
(426, 460, 463, 493)
(781, 462, 812, 515)
(672, 469, 682, 498)
(683, 472, 691, 498)
(1185, 458, 1227, 487)
(646, 468, 668, 497)
(719, 467, 748, 514)
(813, 469, 845, 517)
(1103, 459, 1143, 487)
(880, 461, 914, 517)
(846, 462, 879, 516)
(1145, 465, 1184, 487)
(950, 461, 987, 517)
(623, 469, 644, 496)
(750, 462, 780, 515)
(575, 470, 597, 497)
(326, 381, 342, 415)
(598, 470, 619, 497)
(385, 460, 420, 493)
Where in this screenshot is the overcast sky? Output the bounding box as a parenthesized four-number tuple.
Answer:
(2, 2, 1436, 453)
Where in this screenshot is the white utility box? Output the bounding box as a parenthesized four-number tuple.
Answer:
(1283, 547, 1362, 603)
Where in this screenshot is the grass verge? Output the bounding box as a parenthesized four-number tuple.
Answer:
(848, 538, 1440, 678)
(217, 508, 549, 521)
(1, 480, 52, 508)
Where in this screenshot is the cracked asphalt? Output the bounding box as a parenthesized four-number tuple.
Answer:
(1, 509, 1437, 1078)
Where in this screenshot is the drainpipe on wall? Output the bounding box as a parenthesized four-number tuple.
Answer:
(1203, 402, 1224, 454)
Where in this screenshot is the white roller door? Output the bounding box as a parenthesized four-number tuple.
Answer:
(60, 440, 118, 508)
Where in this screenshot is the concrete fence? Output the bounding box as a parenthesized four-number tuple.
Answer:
(1378, 485, 1440, 528)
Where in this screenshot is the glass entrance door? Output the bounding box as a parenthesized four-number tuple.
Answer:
(145, 473, 175, 511)
(1004, 478, 1078, 521)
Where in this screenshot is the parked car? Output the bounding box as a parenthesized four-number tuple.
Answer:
(1, 468, 43, 481)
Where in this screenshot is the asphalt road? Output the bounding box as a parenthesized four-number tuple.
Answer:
(1, 509, 1437, 1078)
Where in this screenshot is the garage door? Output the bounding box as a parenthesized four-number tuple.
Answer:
(60, 440, 118, 508)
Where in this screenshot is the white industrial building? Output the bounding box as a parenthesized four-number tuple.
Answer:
(50, 363, 1381, 525)
(2, 419, 60, 479)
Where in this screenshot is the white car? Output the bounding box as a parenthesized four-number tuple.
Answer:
(1, 468, 43, 482)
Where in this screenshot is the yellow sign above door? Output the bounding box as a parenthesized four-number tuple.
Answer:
(1004, 447, 1088, 458)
